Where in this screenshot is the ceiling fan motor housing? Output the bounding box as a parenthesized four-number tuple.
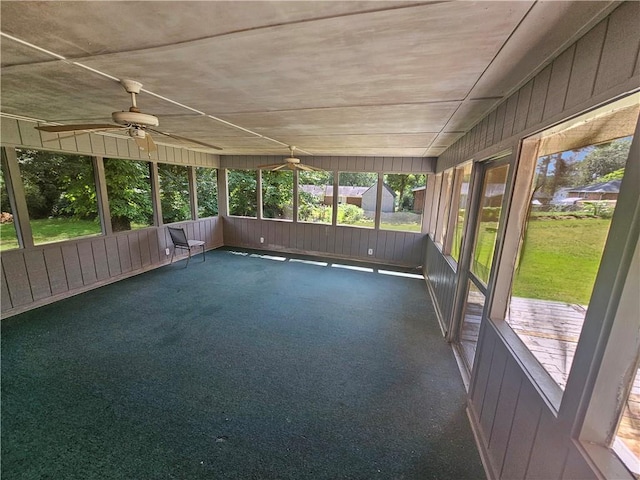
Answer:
(112, 110, 159, 127)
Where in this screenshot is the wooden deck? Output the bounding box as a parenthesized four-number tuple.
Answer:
(506, 297, 640, 462)
(460, 294, 638, 463)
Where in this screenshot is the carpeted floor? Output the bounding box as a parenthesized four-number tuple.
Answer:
(1, 248, 485, 479)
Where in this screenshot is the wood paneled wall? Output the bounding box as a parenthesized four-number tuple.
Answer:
(221, 155, 435, 173)
(426, 2, 640, 479)
(0, 117, 220, 166)
(437, 1, 639, 172)
(1, 217, 223, 317)
(224, 217, 425, 267)
(423, 236, 456, 333)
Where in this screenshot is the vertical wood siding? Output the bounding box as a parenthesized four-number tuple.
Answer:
(220, 155, 435, 173)
(0, 217, 223, 317)
(222, 217, 425, 268)
(0, 119, 220, 167)
(429, 3, 639, 479)
(437, 1, 640, 172)
(423, 236, 457, 329)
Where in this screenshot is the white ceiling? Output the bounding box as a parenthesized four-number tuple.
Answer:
(0, 1, 616, 158)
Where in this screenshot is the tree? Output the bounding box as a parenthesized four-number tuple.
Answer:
(196, 167, 218, 218)
(262, 171, 293, 219)
(16, 149, 98, 220)
(339, 172, 377, 186)
(158, 164, 191, 223)
(104, 158, 153, 231)
(385, 174, 426, 211)
(577, 138, 631, 186)
(228, 170, 257, 217)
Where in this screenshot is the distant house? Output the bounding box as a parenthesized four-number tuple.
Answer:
(299, 183, 396, 212)
(412, 186, 425, 213)
(567, 179, 621, 201)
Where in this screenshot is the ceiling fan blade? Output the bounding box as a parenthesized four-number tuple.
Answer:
(36, 123, 119, 133)
(297, 164, 318, 171)
(272, 164, 289, 171)
(42, 128, 126, 143)
(134, 133, 157, 153)
(257, 163, 287, 169)
(148, 128, 223, 151)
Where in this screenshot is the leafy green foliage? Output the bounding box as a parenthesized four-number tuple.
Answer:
(16, 149, 98, 220)
(196, 167, 218, 218)
(384, 174, 426, 211)
(104, 158, 153, 231)
(158, 163, 191, 223)
(577, 138, 631, 185)
(337, 204, 365, 224)
(228, 169, 257, 217)
(262, 171, 293, 219)
(338, 172, 377, 186)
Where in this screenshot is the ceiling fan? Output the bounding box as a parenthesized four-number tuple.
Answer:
(258, 146, 322, 171)
(34, 79, 223, 154)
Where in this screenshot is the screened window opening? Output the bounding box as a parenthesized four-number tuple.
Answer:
(158, 163, 192, 224)
(436, 171, 454, 245)
(262, 170, 293, 221)
(298, 171, 334, 224)
(336, 172, 377, 228)
(196, 167, 218, 218)
(379, 174, 426, 232)
(0, 157, 18, 251)
(470, 164, 509, 285)
(449, 163, 472, 262)
(228, 169, 257, 218)
(104, 158, 153, 232)
(17, 148, 102, 245)
(505, 96, 639, 391)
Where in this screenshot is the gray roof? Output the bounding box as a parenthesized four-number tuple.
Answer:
(568, 180, 621, 194)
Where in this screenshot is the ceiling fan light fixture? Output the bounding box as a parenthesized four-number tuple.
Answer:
(111, 110, 159, 127)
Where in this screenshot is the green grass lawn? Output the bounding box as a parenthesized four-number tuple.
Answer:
(512, 218, 610, 305)
(1, 216, 610, 306)
(0, 218, 102, 251)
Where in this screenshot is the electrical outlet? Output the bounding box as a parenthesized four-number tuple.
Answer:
(165, 248, 170, 256)
(260, 237, 264, 244)
(367, 248, 374, 255)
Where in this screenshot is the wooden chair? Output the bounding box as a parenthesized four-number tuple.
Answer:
(167, 226, 205, 267)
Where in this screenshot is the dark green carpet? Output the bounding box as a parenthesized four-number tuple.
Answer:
(2, 248, 485, 480)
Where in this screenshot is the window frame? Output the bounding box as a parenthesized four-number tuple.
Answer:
(481, 94, 640, 475)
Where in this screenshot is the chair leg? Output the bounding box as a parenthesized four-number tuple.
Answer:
(202, 244, 206, 262)
(170, 247, 176, 264)
(184, 248, 191, 268)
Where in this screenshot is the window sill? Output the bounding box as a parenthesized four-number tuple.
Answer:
(575, 439, 635, 479)
(490, 318, 563, 414)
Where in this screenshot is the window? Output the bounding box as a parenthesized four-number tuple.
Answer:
(471, 164, 509, 285)
(449, 163, 473, 262)
(104, 158, 153, 232)
(435, 171, 454, 245)
(427, 174, 441, 237)
(228, 169, 257, 218)
(460, 280, 485, 370)
(158, 163, 192, 224)
(261, 170, 293, 221)
(196, 167, 218, 218)
(0, 156, 18, 250)
(336, 172, 377, 228)
(504, 96, 638, 391)
(380, 174, 426, 232)
(614, 364, 640, 477)
(17, 149, 102, 245)
(298, 171, 334, 224)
